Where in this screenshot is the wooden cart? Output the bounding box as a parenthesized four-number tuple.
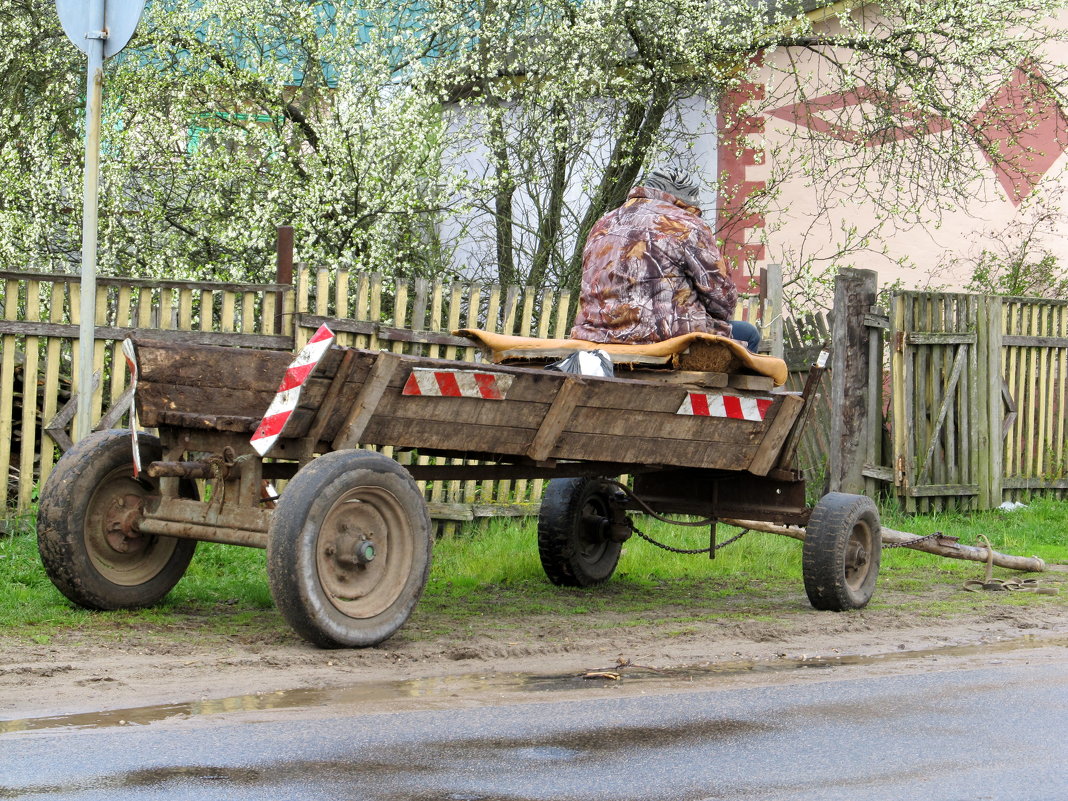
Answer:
(36, 334, 881, 648)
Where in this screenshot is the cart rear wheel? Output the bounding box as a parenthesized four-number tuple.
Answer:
(803, 492, 881, 611)
(267, 450, 432, 648)
(37, 429, 197, 610)
(538, 477, 623, 587)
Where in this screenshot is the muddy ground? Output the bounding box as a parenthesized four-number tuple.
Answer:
(2, 577, 1067, 723)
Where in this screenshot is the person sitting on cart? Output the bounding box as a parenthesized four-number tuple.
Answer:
(570, 167, 761, 353)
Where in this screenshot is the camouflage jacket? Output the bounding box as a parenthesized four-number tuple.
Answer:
(570, 186, 737, 343)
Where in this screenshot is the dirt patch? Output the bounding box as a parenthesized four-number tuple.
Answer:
(2, 577, 1066, 721)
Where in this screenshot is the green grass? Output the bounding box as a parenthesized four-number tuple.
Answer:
(2, 496, 1067, 643)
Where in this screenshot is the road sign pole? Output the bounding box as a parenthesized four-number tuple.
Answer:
(75, 0, 107, 442)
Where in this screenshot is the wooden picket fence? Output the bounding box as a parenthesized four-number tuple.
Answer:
(10, 267, 1061, 520)
(730, 290, 1068, 513)
(0, 266, 772, 528)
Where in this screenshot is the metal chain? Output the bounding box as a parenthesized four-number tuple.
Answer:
(602, 479, 750, 555)
(631, 522, 749, 555)
(882, 531, 944, 549)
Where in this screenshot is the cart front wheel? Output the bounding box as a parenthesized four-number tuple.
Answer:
(803, 492, 881, 611)
(37, 429, 197, 609)
(267, 450, 432, 648)
(538, 477, 623, 587)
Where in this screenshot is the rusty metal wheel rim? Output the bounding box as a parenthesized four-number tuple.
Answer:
(315, 486, 413, 619)
(844, 519, 873, 592)
(85, 466, 176, 586)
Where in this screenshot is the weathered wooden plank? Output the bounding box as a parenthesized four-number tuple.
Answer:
(302, 349, 359, 453)
(906, 484, 980, 497)
(315, 267, 330, 318)
(1002, 477, 1068, 490)
(564, 405, 771, 442)
(155, 410, 260, 433)
(1024, 302, 1040, 478)
(240, 292, 256, 335)
(527, 377, 584, 462)
(726, 374, 774, 391)
(220, 289, 236, 334)
(0, 279, 20, 507)
(619, 369, 729, 388)
(331, 352, 403, 450)
(1037, 304, 1054, 479)
(138, 384, 278, 427)
(135, 339, 292, 394)
(39, 283, 64, 486)
(962, 296, 976, 509)
(891, 293, 912, 509)
(748, 394, 803, 476)
(359, 417, 765, 471)
(1003, 300, 1019, 478)
(113, 285, 134, 410)
(905, 332, 976, 345)
(862, 464, 895, 482)
(917, 344, 967, 484)
(0, 319, 292, 349)
(0, 269, 289, 293)
(973, 296, 988, 509)
(96, 386, 135, 432)
(15, 280, 41, 509)
(1055, 305, 1067, 482)
(828, 268, 877, 494)
(1002, 335, 1068, 348)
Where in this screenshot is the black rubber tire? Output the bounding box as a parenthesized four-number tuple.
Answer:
(266, 449, 432, 648)
(36, 429, 197, 610)
(537, 477, 622, 587)
(802, 492, 881, 611)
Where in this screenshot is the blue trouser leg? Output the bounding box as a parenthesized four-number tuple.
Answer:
(729, 319, 762, 353)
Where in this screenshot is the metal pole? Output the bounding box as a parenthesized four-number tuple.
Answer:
(75, 0, 107, 441)
(275, 225, 294, 334)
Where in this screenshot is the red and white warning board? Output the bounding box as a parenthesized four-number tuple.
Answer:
(250, 324, 335, 456)
(676, 392, 774, 421)
(402, 368, 514, 400)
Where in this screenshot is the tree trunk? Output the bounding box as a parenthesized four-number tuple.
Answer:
(488, 111, 518, 287)
(723, 518, 1064, 573)
(529, 103, 569, 293)
(563, 87, 673, 291)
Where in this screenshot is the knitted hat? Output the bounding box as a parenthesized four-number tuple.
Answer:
(643, 167, 702, 207)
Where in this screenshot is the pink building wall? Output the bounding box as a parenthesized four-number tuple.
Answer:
(716, 34, 1068, 297)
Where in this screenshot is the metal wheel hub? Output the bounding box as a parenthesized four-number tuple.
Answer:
(577, 498, 612, 561)
(103, 495, 147, 554)
(316, 488, 413, 618)
(845, 524, 873, 590)
(85, 469, 176, 586)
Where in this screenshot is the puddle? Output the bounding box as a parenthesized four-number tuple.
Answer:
(2, 633, 1064, 735)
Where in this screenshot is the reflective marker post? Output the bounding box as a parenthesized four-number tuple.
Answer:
(56, 0, 146, 441)
(75, 0, 107, 441)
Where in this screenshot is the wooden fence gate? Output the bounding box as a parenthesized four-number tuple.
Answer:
(889, 291, 1068, 512)
(891, 293, 985, 512)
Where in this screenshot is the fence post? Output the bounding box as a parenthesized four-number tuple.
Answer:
(827, 268, 878, 495)
(764, 263, 784, 359)
(275, 225, 294, 336)
(983, 295, 1004, 508)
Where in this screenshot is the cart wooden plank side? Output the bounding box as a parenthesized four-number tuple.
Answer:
(36, 337, 882, 648)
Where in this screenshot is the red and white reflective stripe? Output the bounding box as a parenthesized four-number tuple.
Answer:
(402, 368, 514, 400)
(250, 324, 335, 456)
(676, 393, 774, 421)
(121, 338, 142, 477)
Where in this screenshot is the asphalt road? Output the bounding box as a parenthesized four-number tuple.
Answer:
(2, 652, 1066, 800)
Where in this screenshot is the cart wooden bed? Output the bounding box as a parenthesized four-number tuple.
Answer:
(37, 333, 882, 648)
